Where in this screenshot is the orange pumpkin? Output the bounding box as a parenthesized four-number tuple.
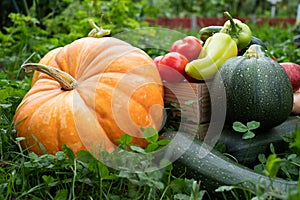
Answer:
(14, 37, 164, 155)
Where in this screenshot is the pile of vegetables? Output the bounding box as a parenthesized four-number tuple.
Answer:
(156, 11, 300, 197)
(154, 11, 296, 130)
(11, 10, 300, 198)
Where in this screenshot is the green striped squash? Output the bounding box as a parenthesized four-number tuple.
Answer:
(212, 45, 293, 129)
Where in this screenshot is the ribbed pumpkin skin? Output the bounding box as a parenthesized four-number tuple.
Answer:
(212, 56, 293, 129)
(14, 37, 164, 155)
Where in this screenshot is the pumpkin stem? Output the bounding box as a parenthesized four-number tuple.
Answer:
(88, 13, 111, 38)
(243, 44, 268, 59)
(21, 63, 78, 90)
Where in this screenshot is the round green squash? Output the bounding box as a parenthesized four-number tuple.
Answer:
(211, 45, 293, 129)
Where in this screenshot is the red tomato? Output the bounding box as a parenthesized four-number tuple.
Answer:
(154, 52, 189, 83)
(170, 36, 202, 61)
(153, 55, 163, 66)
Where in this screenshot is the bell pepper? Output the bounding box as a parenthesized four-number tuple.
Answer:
(184, 32, 238, 80)
(220, 11, 252, 51)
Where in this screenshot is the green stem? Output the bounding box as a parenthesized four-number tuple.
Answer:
(243, 139, 253, 166)
(70, 159, 77, 200)
(224, 11, 238, 33)
(22, 0, 30, 16)
(88, 19, 111, 38)
(243, 44, 266, 59)
(21, 63, 78, 90)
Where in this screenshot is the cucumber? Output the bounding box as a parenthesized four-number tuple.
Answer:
(160, 131, 298, 198)
(218, 116, 299, 167)
(199, 26, 268, 54)
(198, 25, 223, 42)
(250, 36, 268, 50)
(239, 36, 268, 55)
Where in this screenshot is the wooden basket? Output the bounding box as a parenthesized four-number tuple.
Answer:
(179, 122, 209, 140)
(163, 81, 211, 139)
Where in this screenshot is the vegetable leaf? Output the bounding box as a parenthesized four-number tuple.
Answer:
(142, 127, 159, 143)
(233, 121, 259, 140)
(247, 121, 260, 130)
(242, 131, 255, 139)
(264, 154, 282, 177)
(232, 121, 248, 132)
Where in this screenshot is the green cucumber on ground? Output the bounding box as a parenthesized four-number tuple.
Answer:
(218, 116, 299, 167)
(160, 131, 298, 198)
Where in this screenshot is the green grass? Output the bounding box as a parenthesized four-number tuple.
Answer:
(0, 125, 205, 199)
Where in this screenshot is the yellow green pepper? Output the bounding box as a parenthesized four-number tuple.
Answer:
(221, 11, 252, 51)
(185, 32, 238, 80)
